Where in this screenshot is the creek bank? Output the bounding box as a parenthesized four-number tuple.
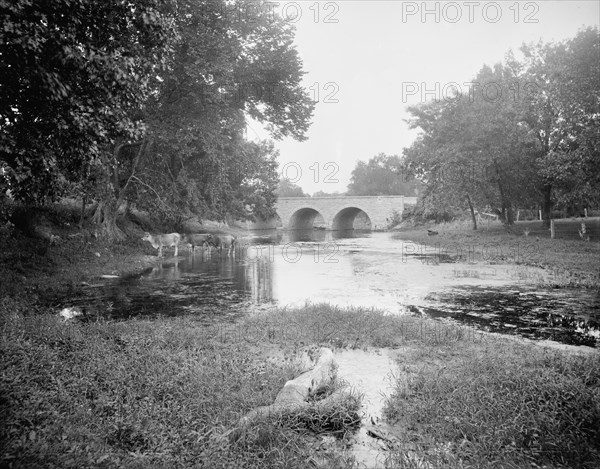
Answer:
(1, 205, 246, 306)
(393, 221, 600, 288)
(392, 224, 600, 347)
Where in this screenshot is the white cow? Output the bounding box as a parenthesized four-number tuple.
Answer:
(142, 232, 181, 257)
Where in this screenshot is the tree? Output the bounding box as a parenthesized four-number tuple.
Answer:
(0, 0, 174, 207)
(515, 27, 600, 224)
(347, 154, 420, 196)
(404, 99, 486, 227)
(1, 0, 315, 239)
(232, 141, 280, 222)
(402, 29, 598, 228)
(404, 63, 540, 228)
(101, 0, 315, 235)
(276, 177, 306, 197)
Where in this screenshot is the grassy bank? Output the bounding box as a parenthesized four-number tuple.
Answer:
(0, 204, 161, 301)
(392, 219, 600, 288)
(384, 338, 600, 468)
(2, 302, 599, 468)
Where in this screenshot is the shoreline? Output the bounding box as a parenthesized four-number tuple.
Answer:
(391, 221, 600, 288)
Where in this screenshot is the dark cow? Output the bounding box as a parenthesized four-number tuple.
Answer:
(211, 234, 236, 255)
(182, 233, 213, 254)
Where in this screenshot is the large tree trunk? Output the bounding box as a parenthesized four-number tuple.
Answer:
(91, 199, 125, 241)
(466, 193, 477, 230)
(493, 160, 515, 226)
(496, 182, 515, 225)
(93, 139, 150, 241)
(506, 205, 515, 225)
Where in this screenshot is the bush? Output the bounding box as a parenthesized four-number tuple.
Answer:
(386, 209, 403, 229)
(401, 203, 461, 226)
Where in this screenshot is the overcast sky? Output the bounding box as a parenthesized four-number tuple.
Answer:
(246, 1, 599, 195)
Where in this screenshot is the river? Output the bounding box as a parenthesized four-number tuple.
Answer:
(63, 230, 600, 347)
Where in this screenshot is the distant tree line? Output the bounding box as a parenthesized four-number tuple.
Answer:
(347, 153, 421, 197)
(0, 0, 314, 239)
(275, 178, 308, 197)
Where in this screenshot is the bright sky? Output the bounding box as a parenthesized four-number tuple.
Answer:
(245, 1, 599, 195)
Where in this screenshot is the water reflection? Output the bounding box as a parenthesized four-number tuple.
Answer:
(63, 229, 600, 347)
(285, 229, 326, 243)
(238, 257, 273, 303)
(281, 229, 370, 243)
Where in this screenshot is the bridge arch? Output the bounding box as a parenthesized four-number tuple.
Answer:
(331, 206, 372, 231)
(288, 207, 327, 230)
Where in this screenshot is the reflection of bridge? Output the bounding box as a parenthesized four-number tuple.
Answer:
(275, 196, 418, 230)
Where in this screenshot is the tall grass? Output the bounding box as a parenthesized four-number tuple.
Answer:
(384, 341, 600, 468)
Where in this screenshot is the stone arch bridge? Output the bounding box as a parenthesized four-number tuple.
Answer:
(275, 196, 417, 231)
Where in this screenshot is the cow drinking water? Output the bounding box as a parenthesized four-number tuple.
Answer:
(141, 232, 181, 257)
(182, 233, 213, 254)
(210, 234, 236, 256)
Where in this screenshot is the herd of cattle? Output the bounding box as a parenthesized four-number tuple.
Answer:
(141, 232, 236, 257)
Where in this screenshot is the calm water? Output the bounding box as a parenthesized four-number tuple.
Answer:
(62, 230, 600, 347)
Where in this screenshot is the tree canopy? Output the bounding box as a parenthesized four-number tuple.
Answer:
(0, 0, 315, 236)
(0, 0, 174, 204)
(403, 27, 599, 228)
